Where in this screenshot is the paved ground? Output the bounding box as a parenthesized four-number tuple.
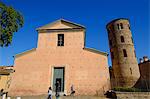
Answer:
(8, 95, 108, 99)
(3, 92, 150, 99)
(4, 94, 150, 99)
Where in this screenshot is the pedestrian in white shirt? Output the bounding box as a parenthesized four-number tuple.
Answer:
(47, 87, 52, 99)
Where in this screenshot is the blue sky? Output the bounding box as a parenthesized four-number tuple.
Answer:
(0, 0, 149, 66)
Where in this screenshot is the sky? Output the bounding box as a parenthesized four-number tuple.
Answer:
(0, 0, 149, 66)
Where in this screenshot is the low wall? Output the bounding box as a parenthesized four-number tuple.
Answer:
(116, 92, 150, 99)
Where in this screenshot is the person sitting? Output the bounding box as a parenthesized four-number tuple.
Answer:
(104, 90, 117, 98)
(70, 85, 75, 96)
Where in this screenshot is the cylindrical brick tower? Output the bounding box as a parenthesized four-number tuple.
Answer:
(106, 18, 140, 87)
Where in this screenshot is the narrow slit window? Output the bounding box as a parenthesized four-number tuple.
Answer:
(121, 36, 125, 42)
(111, 52, 114, 59)
(130, 68, 132, 75)
(109, 40, 112, 46)
(123, 49, 127, 57)
(57, 34, 64, 46)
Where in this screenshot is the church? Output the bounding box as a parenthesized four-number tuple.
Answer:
(9, 19, 110, 96)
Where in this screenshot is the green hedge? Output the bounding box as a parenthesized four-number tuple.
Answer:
(113, 87, 142, 92)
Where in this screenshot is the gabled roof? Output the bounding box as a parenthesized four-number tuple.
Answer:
(36, 19, 85, 31)
(15, 48, 36, 58)
(83, 47, 108, 56)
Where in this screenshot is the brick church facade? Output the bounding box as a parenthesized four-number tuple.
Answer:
(9, 19, 110, 96)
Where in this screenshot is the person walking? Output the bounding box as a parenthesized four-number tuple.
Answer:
(0, 89, 7, 99)
(47, 87, 52, 99)
(55, 81, 60, 99)
(0, 89, 4, 99)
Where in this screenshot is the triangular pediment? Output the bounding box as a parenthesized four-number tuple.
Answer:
(37, 19, 85, 30)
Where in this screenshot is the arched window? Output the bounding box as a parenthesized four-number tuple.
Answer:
(117, 24, 120, 30)
(123, 49, 127, 57)
(121, 36, 125, 42)
(120, 23, 123, 29)
(117, 23, 123, 30)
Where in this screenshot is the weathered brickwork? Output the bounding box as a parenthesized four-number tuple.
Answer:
(135, 57, 150, 90)
(8, 19, 110, 96)
(106, 18, 140, 87)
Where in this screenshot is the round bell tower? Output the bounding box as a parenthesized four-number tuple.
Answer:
(106, 18, 140, 87)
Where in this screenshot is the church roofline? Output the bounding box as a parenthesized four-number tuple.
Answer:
(83, 47, 108, 56)
(37, 28, 85, 33)
(14, 47, 108, 58)
(15, 48, 36, 58)
(36, 19, 85, 31)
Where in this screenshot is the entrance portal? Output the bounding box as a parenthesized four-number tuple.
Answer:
(53, 67, 64, 92)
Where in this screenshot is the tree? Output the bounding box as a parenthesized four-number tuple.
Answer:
(0, 2, 24, 47)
